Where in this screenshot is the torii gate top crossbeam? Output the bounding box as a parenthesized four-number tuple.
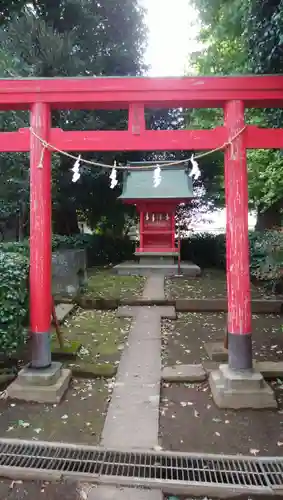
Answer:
(0, 75, 283, 110)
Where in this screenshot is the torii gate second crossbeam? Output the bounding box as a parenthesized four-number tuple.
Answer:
(1, 75, 282, 408)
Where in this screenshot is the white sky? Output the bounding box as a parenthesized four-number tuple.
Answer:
(143, 0, 200, 76)
(142, 0, 256, 230)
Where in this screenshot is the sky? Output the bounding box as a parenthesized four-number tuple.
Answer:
(142, 0, 256, 231)
(143, 0, 200, 76)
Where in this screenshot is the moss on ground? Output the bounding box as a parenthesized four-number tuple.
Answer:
(52, 308, 131, 366)
(85, 268, 145, 299)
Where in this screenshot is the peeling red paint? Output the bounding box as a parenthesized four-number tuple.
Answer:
(225, 100, 251, 335)
(30, 102, 51, 333)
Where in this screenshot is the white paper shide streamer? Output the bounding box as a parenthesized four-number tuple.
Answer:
(153, 164, 162, 188)
(71, 155, 81, 183)
(189, 154, 201, 180)
(110, 161, 118, 189)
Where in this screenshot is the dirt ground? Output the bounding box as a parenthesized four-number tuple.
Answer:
(0, 309, 132, 445)
(0, 479, 81, 500)
(0, 377, 110, 444)
(162, 312, 283, 366)
(160, 310, 283, 457)
(165, 270, 275, 300)
(159, 378, 283, 456)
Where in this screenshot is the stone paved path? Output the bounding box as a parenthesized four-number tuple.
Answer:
(90, 276, 169, 499)
(142, 275, 165, 300)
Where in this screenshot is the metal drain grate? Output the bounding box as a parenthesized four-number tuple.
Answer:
(0, 439, 282, 494)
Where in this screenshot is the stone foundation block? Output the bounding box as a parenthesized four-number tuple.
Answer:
(7, 367, 71, 403)
(209, 364, 277, 409)
(255, 361, 283, 379)
(204, 341, 228, 362)
(162, 364, 207, 382)
(17, 362, 62, 386)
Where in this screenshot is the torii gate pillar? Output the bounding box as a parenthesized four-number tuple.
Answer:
(30, 102, 52, 368)
(209, 100, 276, 409)
(7, 102, 71, 403)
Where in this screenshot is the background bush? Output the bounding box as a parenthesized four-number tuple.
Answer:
(0, 251, 29, 355)
(181, 230, 283, 290)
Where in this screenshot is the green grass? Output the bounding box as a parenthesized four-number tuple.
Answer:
(85, 268, 145, 299)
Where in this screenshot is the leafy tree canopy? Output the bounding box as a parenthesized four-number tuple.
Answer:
(189, 0, 283, 228)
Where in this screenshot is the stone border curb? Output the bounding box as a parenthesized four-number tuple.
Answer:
(72, 297, 283, 314)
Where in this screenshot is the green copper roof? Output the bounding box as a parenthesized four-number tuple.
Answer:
(119, 164, 194, 200)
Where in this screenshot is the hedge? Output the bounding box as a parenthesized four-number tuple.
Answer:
(181, 231, 283, 288)
(0, 251, 29, 356)
(0, 234, 134, 354)
(0, 234, 135, 267)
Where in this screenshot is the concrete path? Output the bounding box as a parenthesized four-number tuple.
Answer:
(89, 277, 172, 499)
(142, 275, 165, 300)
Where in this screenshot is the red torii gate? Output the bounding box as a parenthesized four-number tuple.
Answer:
(1, 75, 283, 375)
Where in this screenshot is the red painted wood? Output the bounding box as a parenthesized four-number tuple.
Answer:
(0, 75, 283, 110)
(30, 103, 52, 334)
(135, 203, 177, 253)
(224, 100, 251, 335)
(245, 125, 283, 149)
(49, 128, 227, 151)
(171, 213, 175, 249)
(128, 103, 145, 135)
(2, 125, 283, 152)
(139, 211, 144, 251)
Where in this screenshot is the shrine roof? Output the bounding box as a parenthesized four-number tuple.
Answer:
(119, 162, 194, 200)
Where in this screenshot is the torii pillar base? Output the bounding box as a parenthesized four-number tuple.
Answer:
(7, 362, 71, 404)
(209, 364, 277, 409)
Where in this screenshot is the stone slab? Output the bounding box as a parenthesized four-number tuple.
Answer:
(162, 364, 207, 382)
(203, 360, 283, 380)
(255, 360, 283, 379)
(142, 275, 165, 300)
(54, 303, 75, 323)
(52, 248, 87, 297)
(113, 261, 201, 277)
(88, 486, 162, 500)
(7, 368, 71, 403)
(209, 364, 277, 409)
(204, 341, 228, 362)
(117, 305, 176, 319)
(17, 362, 62, 386)
(101, 307, 163, 449)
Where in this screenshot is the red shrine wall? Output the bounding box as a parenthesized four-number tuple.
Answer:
(136, 202, 177, 253)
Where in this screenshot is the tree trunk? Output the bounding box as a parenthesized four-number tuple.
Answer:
(255, 201, 283, 231)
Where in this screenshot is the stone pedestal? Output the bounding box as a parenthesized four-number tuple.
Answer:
(113, 260, 201, 277)
(7, 362, 71, 403)
(209, 364, 277, 409)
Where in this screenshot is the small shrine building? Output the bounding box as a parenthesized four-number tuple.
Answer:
(114, 161, 200, 276)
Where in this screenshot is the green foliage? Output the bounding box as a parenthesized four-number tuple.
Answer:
(0, 251, 28, 355)
(190, 0, 283, 225)
(0, 0, 147, 235)
(0, 233, 135, 266)
(181, 233, 226, 269)
(182, 231, 283, 290)
(0, 233, 134, 356)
